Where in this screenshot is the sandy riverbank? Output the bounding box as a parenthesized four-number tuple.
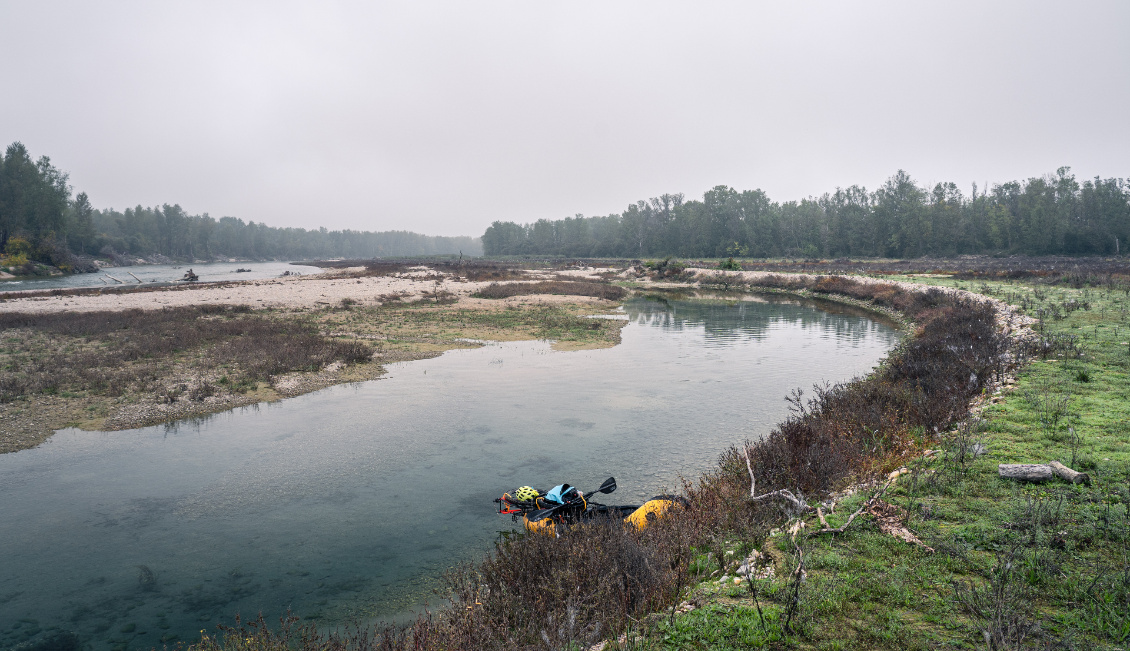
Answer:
(0, 265, 620, 314)
(0, 266, 627, 453)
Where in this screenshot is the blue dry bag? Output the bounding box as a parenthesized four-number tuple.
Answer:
(545, 484, 575, 505)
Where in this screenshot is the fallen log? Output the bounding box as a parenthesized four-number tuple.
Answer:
(998, 464, 1054, 482)
(998, 462, 1091, 484)
(1048, 460, 1091, 485)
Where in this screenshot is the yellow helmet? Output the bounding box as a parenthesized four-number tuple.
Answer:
(514, 486, 539, 502)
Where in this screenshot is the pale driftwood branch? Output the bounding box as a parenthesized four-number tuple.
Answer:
(809, 480, 892, 536)
(998, 464, 1054, 482)
(744, 447, 756, 497)
(1048, 460, 1091, 485)
(744, 447, 808, 514)
(868, 499, 935, 553)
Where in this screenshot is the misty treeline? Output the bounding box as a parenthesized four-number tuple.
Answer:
(483, 168, 1130, 259)
(0, 141, 481, 270)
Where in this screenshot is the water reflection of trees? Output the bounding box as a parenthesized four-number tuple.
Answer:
(622, 297, 901, 347)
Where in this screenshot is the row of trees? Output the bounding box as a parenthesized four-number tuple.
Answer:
(0, 141, 481, 269)
(89, 206, 481, 261)
(482, 169, 1129, 259)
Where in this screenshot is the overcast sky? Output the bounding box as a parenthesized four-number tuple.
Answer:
(2, 1, 1127, 237)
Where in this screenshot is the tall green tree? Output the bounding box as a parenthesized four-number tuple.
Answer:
(0, 142, 71, 254)
(68, 191, 95, 254)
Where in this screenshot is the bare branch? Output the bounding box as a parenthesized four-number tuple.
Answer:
(809, 479, 892, 536)
(744, 446, 809, 515)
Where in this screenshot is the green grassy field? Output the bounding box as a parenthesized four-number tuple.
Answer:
(631, 277, 1129, 650)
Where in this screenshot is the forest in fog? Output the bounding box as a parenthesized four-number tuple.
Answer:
(483, 169, 1129, 259)
(0, 142, 481, 269)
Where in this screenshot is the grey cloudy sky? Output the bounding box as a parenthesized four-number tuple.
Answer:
(2, 1, 1127, 237)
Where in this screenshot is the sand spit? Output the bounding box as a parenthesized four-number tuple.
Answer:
(0, 266, 618, 314)
(0, 266, 624, 452)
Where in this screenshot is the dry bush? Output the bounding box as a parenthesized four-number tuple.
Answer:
(439, 516, 696, 650)
(744, 280, 1011, 497)
(312, 259, 533, 282)
(0, 306, 371, 402)
(473, 280, 626, 300)
(685, 256, 1130, 286)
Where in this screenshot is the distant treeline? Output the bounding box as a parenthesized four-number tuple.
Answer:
(482, 169, 1129, 259)
(0, 141, 481, 269)
(89, 206, 482, 261)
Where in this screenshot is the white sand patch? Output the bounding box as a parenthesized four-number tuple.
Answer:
(0, 273, 507, 314)
(555, 267, 617, 279)
(0, 266, 626, 315)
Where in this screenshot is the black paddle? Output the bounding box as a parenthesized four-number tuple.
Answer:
(528, 477, 616, 522)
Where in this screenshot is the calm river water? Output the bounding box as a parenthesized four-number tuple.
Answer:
(0, 261, 323, 292)
(0, 294, 900, 650)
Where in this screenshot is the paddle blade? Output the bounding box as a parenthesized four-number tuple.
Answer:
(596, 477, 616, 494)
(528, 508, 558, 522)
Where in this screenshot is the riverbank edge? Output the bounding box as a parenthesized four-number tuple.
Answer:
(362, 270, 1037, 650)
(610, 271, 1130, 650)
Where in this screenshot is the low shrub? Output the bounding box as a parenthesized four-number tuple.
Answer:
(738, 278, 1010, 496)
(0, 306, 371, 402)
(473, 280, 626, 300)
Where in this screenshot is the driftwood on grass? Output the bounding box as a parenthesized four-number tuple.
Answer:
(1048, 460, 1091, 485)
(808, 479, 892, 536)
(866, 499, 935, 553)
(807, 481, 934, 552)
(998, 464, 1054, 482)
(998, 462, 1090, 485)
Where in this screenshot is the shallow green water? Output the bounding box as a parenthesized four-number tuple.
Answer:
(0, 294, 900, 649)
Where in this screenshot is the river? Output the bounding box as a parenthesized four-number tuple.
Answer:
(0, 261, 323, 292)
(0, 293, 900, 650)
